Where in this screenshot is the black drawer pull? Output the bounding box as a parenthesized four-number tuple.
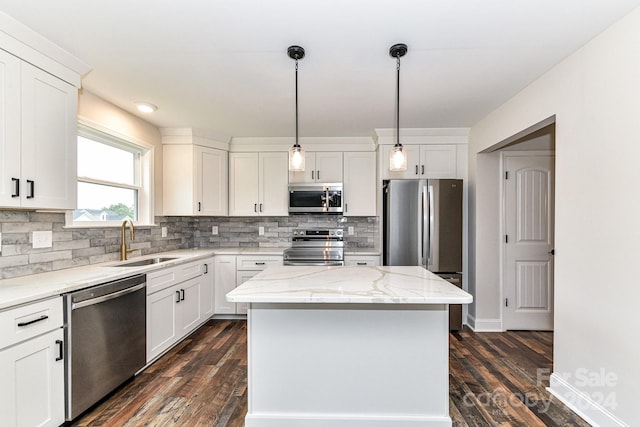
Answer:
(17, 315, 48, 327)
(180, 289, 185, 301)
(255, 262, 266, 265)
(176, 290, 181, 303)
(357, 262, 367, 266)
(26, 180, 34, 199)
(55, 340, 64, 361)
(11, 177, 19, 197)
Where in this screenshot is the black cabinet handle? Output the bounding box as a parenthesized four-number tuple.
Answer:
(415, 165, 418, 175)
(204, 264, 209, 274)
(198, 202, 201, 212)
(357, 262, 367, 266)
(26, 180, 34, 199)
(259, 203, 263, 212)
(180, 289, 185, 301)
(255, 262, 266, 265)
(11, 177, 19, 197)
(254, 203, 257, 212)
(17, 315, 48, 327)
(317, 170, 320, 180)
(311, 170, 315, 180)
(55, 340, 64, 361)
(175, 290, 181, 303)
(421, 165, 425, 175)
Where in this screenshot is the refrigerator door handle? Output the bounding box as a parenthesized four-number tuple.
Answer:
(420, 187, 428, 268)
(428, 185, 434, 268)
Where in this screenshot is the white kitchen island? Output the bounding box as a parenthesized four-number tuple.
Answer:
(226, 265, 472, 427)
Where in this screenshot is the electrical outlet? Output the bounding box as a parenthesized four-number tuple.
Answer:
(258, 226, 265, 236)
(32, 230, 53, 248)
(212, 226, 218, 235)
(161, 227, 168, 237)
(348, 226, 355, 236)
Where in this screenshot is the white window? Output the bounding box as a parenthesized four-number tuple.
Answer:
(67, 123, 154, 226)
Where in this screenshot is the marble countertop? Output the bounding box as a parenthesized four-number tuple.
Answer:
(0, 247, 284, 311)
(226, 265, 472, 304)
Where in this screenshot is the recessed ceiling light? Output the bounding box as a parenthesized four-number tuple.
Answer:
(134, 101, 158, 113)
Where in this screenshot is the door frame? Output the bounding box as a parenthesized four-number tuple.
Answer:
(500, 150, 555, 331)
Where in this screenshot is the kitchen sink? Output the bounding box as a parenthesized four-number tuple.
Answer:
(108, 257, 177, 267)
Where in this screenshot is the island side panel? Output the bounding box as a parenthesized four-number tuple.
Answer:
(245, 303, 451, 427)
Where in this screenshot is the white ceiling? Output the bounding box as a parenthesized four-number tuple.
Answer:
(1, 0, 639, 140)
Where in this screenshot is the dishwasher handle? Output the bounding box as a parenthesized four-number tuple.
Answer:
(72, 283, 146, 310)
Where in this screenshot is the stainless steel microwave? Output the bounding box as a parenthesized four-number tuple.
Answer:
(288, 183, 343, 213)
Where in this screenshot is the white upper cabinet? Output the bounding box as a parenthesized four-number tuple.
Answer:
(380, 144, 457, 180)
(343, 151, 376, 216)
(229, 152, 288, 216)
(289, 151, 343, 183)
(163, 144, 228, 216)
(0, 50, 77, 209)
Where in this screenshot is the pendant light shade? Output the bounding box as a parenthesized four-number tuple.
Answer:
(389, 43, 408, 172)
(288, 45, 305, 172)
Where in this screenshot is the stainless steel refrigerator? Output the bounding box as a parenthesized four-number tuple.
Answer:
(383, 179, 463, 329)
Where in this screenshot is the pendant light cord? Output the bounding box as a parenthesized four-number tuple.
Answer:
(295, 59, 299, 148)
(396, 55, 401, 147)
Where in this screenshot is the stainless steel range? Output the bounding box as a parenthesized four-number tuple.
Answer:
(283, 228, 344, 266)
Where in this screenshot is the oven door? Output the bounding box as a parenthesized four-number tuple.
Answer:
(283, 247, 344, 265)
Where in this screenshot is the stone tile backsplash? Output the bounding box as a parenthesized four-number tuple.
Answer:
(0, 211, 378, 279)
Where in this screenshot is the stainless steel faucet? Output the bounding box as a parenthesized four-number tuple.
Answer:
(120, 219, 135, 261)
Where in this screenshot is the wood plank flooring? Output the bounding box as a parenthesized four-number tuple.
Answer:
(74, 320, 589, 426)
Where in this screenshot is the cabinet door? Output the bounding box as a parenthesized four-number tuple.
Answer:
(214, 256, 237, 314)
(147, 285, 180, 362)
(343, 152, 376, 216)
(380, 145, 420, 180)
(21, 62, 77, 209)
(229, 153, 260, 216)
(200, 259, 215, 319)
(0, 328, 65, 427)
(236, 270, 259, 314)
(259, 152, 288, 216)
(288, 152, 315, 183)
(177, 276, 202, 336)
(0, 50, 21, 207)
(197, 146, 228, 215)
(315, 152, 343, 182)
(419, 145, 457, 178)
(162, 145, 195, 215)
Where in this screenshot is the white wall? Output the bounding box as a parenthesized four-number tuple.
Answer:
(469, 6, 640, 426)
(77, 90, 163, 214)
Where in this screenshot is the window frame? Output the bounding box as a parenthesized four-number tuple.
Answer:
(65, 119, 155, 227)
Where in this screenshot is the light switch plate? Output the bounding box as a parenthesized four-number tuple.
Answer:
(33, 230, 53, 248)
(161, 227, 168, 237)
(348, 226, 355, 236)
(258, 226, 265, 236)
(212, 226, 218, 235)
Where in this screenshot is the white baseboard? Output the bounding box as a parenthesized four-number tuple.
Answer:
(245, 414, 452, 426)
(548, 373, 628, 427)
(466, 314, 503, 332)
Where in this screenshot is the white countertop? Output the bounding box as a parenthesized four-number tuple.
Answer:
(226, 265, 472, 304)
(0, 247, 284, 310)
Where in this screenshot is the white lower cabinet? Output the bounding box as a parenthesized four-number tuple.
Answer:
(214, 254, 283, 315)
(0, 297, 65, 427)
(146, 259, 213, 363)
(344, 255, 381, 266)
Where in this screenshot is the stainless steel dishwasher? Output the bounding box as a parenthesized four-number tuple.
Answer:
(64, 274, 146, 421)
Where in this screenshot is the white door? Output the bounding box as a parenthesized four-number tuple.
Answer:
(178, 276, 202, 335)
(503, 153, 555, 330)
(214, 256, 237, 314)
(197, 147, 228, 216)
(343, 151, 376, 216)
(259, 152, 288, 216)
(315, 152, 343, 182)
(0, 50, 21, 207)
(147, 285, 180, 361)
(229, 153, 259, 216)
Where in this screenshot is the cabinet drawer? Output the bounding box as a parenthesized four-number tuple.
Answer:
(344, 255, 381, 267)
(147, 260, 204, 294)
(0, 297, 63, 350)
(236, 256, 282, 271)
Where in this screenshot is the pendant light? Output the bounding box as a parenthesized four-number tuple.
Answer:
(389, 43, 408, 172)
(288, 45, 305, 172)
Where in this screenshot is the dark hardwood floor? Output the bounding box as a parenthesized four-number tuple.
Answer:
(74, 320, 588, 426)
